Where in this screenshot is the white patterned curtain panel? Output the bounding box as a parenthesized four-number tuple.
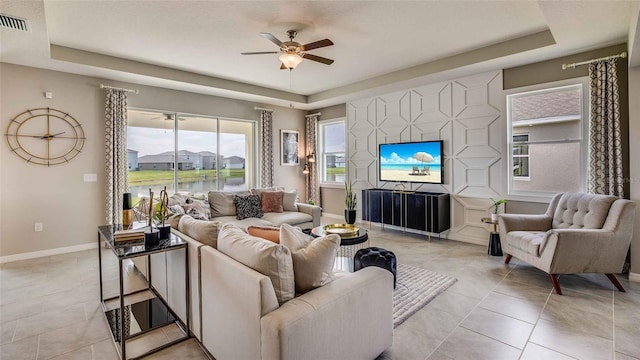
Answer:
(306, 114, 320, 206)
(105, 89, 129, 224)
(260, 110, 274, 188)
(588, 59, 624, 197)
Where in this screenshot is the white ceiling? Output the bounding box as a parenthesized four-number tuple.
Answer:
(1, 1, 638, 109)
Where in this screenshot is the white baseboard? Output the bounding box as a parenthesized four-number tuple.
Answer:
(0, 242, 97, 264)
(629, 272, 640, 283)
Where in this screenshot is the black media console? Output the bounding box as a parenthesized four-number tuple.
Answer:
(361, 189, 450, 237)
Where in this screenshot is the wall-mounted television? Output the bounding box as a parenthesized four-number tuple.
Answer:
(379, 140, 444, 184)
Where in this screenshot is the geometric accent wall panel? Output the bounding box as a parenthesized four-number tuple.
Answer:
(347, 70, 505, 244)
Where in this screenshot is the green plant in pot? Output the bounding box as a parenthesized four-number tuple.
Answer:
(344, 181, 357, 224)
(490, 197, 507, 221)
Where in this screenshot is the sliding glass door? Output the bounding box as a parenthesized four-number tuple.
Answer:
(127, 109, 256, 199)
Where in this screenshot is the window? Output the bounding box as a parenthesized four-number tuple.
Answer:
(318, 119, 346, 185)
(512, 134, 529, 178)
(507, 80, 587, 196)
(127, 110, 256, 202)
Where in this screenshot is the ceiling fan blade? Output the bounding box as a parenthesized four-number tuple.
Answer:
(260, 32, 284, 48)
(302, 53, 334, 65)
(241, 51, 280, 55)
(301, 39, 334, 51)
(280, 63, 287, 70)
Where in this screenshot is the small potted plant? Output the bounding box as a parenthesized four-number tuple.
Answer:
(490, 197, 507, 221)
(344, 181, 357, 224)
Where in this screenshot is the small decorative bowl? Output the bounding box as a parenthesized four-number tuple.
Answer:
(323, 224, 360, 238)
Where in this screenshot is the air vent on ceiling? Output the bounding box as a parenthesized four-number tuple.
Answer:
(0, 14, 30, 32)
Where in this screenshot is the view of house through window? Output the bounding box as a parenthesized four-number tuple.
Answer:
(507, 82, 586, 195)
(127, 110, 255, 201)
(318, 119, 346, 184)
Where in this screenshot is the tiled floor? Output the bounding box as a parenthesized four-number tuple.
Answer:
(1, 218, 639, 360)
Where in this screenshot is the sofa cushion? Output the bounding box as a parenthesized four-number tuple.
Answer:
(168, 213, 186, 229)
(261, 191, 284, 213)
(247, 225, 281, 243)
(168, 193, 189, 207)
(234, 194, 264, 220)
(506, 231, 547, 256)
(178, 215, 220, 248)
(282, 190, 298, 212)
(261, 211, 312, 227)
(280, 224, 340, 293)
(208, 191, 250, 217)
(251, 186, 285, 197)
(218, 224, 295, 305)
(552, 193, 616, 229)
(213, 216, 273, 231)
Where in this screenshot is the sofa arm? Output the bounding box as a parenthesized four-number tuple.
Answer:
(261, 267, 393, 360)
(541, 229, 626, 274)
(498, 214, 552, 240)
(296, 203, 321, 227)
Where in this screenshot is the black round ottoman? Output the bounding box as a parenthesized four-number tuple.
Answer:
(354, 247, 397, 289)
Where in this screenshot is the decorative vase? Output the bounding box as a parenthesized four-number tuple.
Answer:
(345, 209, 357, 224)
(122, 192, 133, 228)
(144, 229, 160, 246)
(491, 213, 498, 222)
(158, 224, 171, 240)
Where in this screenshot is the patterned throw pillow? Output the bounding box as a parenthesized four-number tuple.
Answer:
(187, 197, 212, 219)
(182, 203, 208, 220)
(233, 194, 263, 220)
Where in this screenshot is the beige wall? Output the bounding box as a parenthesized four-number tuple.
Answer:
(0, 63, 305, 258)
(629, 65, 640, 278)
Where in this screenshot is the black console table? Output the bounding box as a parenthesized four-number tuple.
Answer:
(362, 189, 450, 239)
(97, 225, 190, 359)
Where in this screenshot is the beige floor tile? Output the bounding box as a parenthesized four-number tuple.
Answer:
(91, 338, 119, 360)
(614, 321, 640, 359)
(541, 288, 613, 339)
(0, 320, 16, 345)
(401, 306, 462, 342)
(436, 327, 521, 360)
(479, 291, 545, 324)
(13, 303, 87, 341)
(48, 344, 93, 360)
(530, 318, 613, 360)
(493, 278, 552, 301)
(615, 352, 640, 360)
(425, 350, 454, 360)
(125, 327, 170, 359)
(0, 286, 25, 306)
(559, 273, 615, 298)
(460, 307, 534, 349)
(147, 339, 209, 359)
(0, 334, 38, 360)
(36, 314, 111, 359)
(520, 343, 576, 360)
(378, 324, 441, 360)
(426, 289, 480, 318)
(0, 296, 44, 324)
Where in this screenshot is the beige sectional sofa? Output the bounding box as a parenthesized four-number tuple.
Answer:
(150, 217, 394, 360)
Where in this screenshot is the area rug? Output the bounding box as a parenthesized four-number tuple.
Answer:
(393, 263, 457, 327)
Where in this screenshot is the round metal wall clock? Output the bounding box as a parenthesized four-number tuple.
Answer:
(5, 107, 86, 166)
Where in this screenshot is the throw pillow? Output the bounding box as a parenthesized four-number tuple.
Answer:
(218, 224, 295, 305)
(208, 191, 250, 217)
(187, 197, 212, 219)
(279, 224, 340, 293)
(167, 193, 189, 207)
(247, 225, 281, 243)
(282, 190, 298, 212)
(261, 191, 284, 213)
(182, 203, 208, 220)
(178, 215, 220, 248)
(167, 213, 185, 229)
(234, 194, 263, 220)
(168, 204, 185, 215)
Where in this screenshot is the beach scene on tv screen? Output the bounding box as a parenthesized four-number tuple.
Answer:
(380, 142, 442, 183)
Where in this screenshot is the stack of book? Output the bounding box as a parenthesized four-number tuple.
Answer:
(113, 228, 146, 242)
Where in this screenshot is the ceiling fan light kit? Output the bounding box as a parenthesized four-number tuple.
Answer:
(242, 29, 334, 70)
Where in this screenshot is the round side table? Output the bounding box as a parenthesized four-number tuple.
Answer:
(481, 217, 502, 256)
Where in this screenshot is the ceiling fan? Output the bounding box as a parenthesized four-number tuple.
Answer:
(242, 30, 334, 70)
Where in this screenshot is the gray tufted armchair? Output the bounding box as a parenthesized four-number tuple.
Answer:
(499, 192, 635, 295)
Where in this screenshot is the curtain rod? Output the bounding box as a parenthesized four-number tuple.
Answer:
(100, 84, 139, 94)
(254, 106, 274, 112)
(305, 112, 321, 118)
(561, 51, 627, 70)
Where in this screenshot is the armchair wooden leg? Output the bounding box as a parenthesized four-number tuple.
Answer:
(550, 274, 562, 295)
(605, 274, 626, 292)
(504, 254, 512, 264)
